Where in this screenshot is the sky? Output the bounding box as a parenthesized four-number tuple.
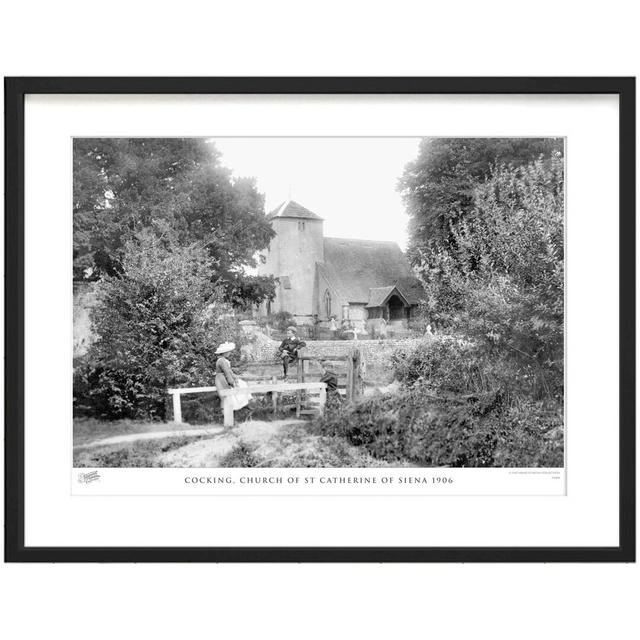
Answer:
(211, 137, 422, 251)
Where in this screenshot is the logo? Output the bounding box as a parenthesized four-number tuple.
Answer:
(78, 470, 101, 484)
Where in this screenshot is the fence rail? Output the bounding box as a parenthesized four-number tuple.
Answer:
(167, 381, 327, 426)
(167, 347, 363, 426)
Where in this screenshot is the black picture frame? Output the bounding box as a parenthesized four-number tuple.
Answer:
(4, 76, 635, 563)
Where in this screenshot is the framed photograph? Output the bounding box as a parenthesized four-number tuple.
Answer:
(5, 77, 635, 562)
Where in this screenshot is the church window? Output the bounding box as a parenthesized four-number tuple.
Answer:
(324, 289, 332, 318)
(298, 221, 306, 231)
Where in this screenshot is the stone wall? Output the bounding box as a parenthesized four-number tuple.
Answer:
(244, 334, 418, 367)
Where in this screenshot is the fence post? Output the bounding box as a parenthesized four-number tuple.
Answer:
(296, 359, 303, 417)
(172, 392, 182, 424)
(271, 376, 278, 413)
(346, 347, 363, 401)
(354, 346, 363, 399)
(318, 386, 327, 415)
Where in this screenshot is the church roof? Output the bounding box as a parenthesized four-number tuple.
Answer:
(366, 285, 411, 308)
(267, 200, 324, 221)
(321, 237, 424, 305)
(366, 286, 396, 307)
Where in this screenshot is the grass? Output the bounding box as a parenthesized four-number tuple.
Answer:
(73, 417, 208, 447)
(218, 423, 405, 468)
(312, 385, 564, 468)
(73, 415, 405, 468)
(73, 434, 214, 467)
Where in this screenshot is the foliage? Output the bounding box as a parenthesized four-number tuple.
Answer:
(267, 310, 296, 331)
(407, 302, 432, 334)
(73, 434, 211, 468)
(218, 442, 263, 468)
(178, 392, 222, 424)
(314, 381, 563, 468)
(387, 141, 565, 467)
(312, 337, 563, 468)
(393, 336, 560, 402)
(398, 137, 564, 258)
(411, 155, 564, 398)
(218, 431, 393, 468)
(73, 228, 246, 420)
(226, 274, 278, 310)
(392, 338, 482, 390)
(73, 138, 276, 305)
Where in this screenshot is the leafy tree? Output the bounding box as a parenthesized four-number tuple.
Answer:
(226, 274, 277, 310)
(73, 227, 246, 419)
(73, 138, 276, 305)
(398, 138, 564, 259)
(414, 153, 564, 398)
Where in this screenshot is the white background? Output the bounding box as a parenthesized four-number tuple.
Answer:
(1, 1, 638, 639)
(25, 94, 607, 547)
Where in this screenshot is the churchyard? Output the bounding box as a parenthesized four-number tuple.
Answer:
(73, 137, 564, 468)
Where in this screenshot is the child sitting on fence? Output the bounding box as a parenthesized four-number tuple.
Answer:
(277, 326, 306, 380)
(214, 341, 252, 414)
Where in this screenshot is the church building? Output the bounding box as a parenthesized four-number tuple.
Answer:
(257, 200, 424, 327)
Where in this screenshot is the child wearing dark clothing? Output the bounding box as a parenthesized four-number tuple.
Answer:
(277, 326, 306, 379)
(318, 359, 343, 410)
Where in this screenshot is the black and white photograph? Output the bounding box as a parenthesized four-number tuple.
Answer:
(5, 74, 634, 566)
(72, 136, 565, 470)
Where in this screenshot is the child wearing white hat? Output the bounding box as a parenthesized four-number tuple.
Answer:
(214, 342, 251, 415)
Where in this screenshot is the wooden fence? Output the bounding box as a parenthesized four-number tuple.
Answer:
(167, 347, 363, 426)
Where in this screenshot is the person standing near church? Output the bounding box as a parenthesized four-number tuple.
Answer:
(329, 316, 338, 339)
(277, 326, 306, 379)
(379, 316, 388, 340)
(312, 314, 320, 340)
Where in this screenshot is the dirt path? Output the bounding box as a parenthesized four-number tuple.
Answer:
(75, 417, 395, 468)
(156, 419, 305, 466)
(74, 426, 227, 449)
(75, 419, 310, 466)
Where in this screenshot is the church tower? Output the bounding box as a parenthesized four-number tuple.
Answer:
(257, 200, 324, 323)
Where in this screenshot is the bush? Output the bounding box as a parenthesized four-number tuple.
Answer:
(73, 361, 157, 420)
(412, 155, 564, 400)
(391, 337, 474, 390)
(390, 336, 556, 402)
(313, 383, 563, 468)
(268, 311, 296, 332)
(73, 228, 246, 420)
(219, 442, 262, 467)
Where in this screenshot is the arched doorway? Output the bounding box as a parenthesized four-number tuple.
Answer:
(387, 295, 406, 321)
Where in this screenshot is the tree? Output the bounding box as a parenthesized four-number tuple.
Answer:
(74, 227, 246, 419)
(73, 138, 276, 305)
(225, 274, 277, 310)
(398, 138, 564, 260)
(413, 153, 564, 398)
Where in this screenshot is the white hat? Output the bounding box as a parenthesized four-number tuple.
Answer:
(215, 341, 236, 355)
